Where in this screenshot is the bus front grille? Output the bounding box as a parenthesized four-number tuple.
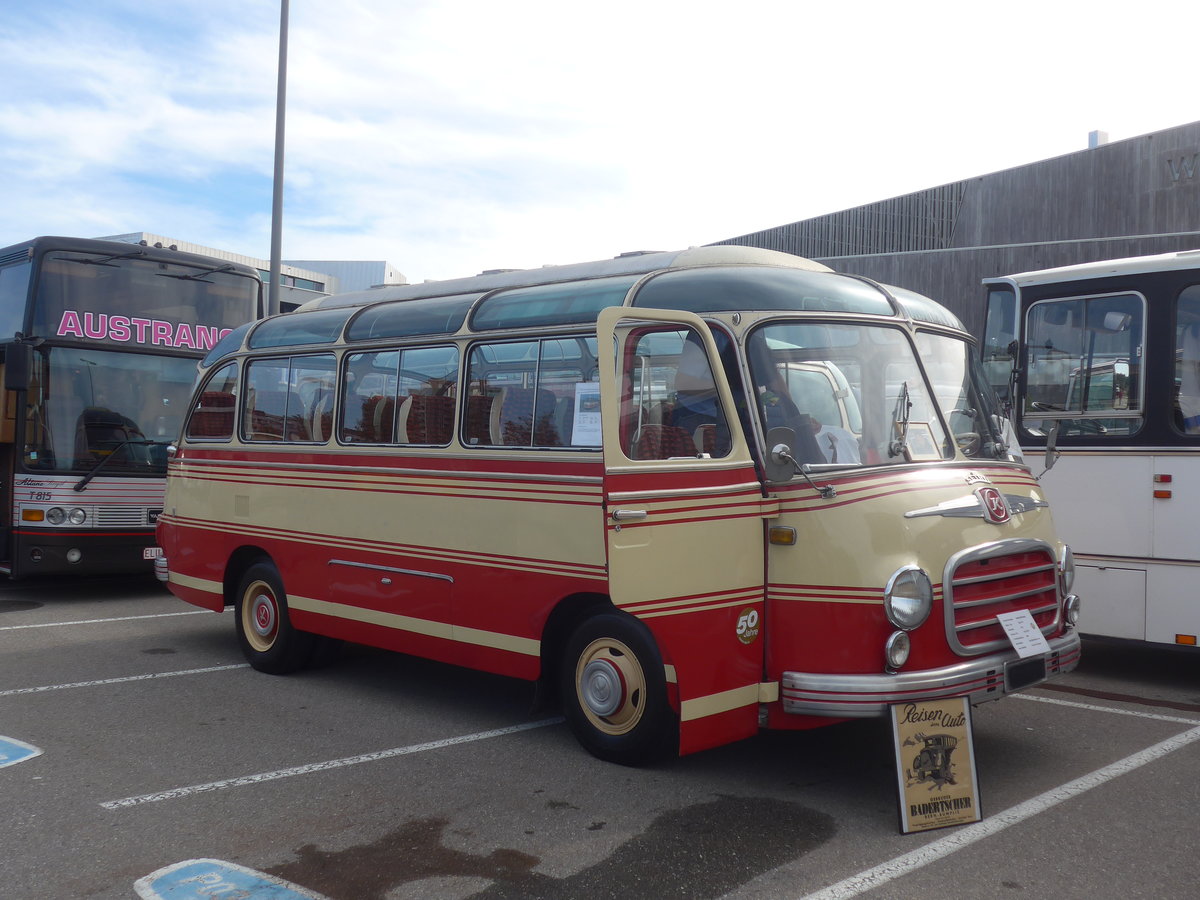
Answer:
(96, 508, 152, 528)
(945, 543, 1060, 655)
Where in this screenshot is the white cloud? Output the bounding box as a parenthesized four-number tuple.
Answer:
(1, 0, 1197, 283)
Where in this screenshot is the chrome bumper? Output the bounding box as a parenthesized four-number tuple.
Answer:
(153, 555, 170, 583)
(780, 628, 1081, 717)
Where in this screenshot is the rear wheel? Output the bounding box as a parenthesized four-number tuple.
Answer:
(234, 561, 314, 674)
(560, 612, 676, 765)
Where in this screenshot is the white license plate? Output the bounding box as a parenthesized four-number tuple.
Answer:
(143, 547, 164, 560)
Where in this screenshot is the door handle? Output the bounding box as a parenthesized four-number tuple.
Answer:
(611, 509, 648, 522)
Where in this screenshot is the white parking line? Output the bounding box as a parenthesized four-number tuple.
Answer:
(101, 718, 565, 811)
(0, 664, 248, 698)
(0, 610, 210, 631)
(797, 698, 1200, 900)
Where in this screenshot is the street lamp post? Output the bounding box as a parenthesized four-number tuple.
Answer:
(268, 0, 289, 316)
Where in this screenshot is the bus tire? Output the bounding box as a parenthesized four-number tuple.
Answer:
(560, 612, 677, 766)
(234, 561, 314, 674)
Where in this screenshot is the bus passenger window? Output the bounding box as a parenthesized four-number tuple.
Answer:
(340, 346, 458, 445)
(243, 355, 336, 443)
(465, 339, 593, 449)
(1176, 286, 1200, 434)
(185, 363, 238, 441)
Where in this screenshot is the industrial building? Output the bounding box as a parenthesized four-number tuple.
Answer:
(718, 120, 1200, 338)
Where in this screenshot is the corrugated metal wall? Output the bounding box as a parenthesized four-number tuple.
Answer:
(717, 121, 1200, 339)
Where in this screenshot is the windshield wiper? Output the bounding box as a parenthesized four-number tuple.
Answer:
(74, 439, 165, 492)
(889, 381, 912, 458)
(62, 249, 147, 268)
(159, 263, 237, 282)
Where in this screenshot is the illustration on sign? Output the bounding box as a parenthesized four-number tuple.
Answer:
(0, 736, 43, 769)
(135, 859, 328, 900)
(890, 697, 982, 834)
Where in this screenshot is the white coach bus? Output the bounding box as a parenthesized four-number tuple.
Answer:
(983, 248, 1200, 648)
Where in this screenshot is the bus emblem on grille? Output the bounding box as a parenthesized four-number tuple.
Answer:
(976, 487, 1010, 524)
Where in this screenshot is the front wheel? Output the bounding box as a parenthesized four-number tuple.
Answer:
(234, 561, 315, 674)
(559, 612, 677, 765)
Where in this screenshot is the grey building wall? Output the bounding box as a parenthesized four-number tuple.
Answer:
(282, 259, 406, 293)
(718, 121, 1200, 339)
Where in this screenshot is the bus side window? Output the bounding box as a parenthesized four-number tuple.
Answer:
(341, 350, 399, 443)
(1176, 285, 1200, 434)
(242, 355, 335, 443)
(464, 340, 575, 449)
(395, 345, 458, 445)
(185, 362, 238, 441)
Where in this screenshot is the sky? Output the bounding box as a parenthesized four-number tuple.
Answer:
(1, 0, 1197, 285)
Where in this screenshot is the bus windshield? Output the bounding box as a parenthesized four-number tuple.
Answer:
(24, 347, 198, 475)
(29, 251, 259, 347)
(747, 322, 1005, 465)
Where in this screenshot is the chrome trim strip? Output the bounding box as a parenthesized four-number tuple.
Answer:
(952, 585, 1055, 610)
(905, 492, 1047, 520)
(953, 562, 1054, 586)
(174, 457, 604, 485)
(1075, 554, 1200, 568)
(780, 629, 1080, 717)
(608, 481, 765, 502)
(955, 600, 1058, 632)
(327, 559, 454, 583)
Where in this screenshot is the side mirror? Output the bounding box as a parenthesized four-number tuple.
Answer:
(764, 426, 797, 483)
(1044, 420, 1061, 473)
(4, 342, 31, 392)
(1102, 311, 1132, 333)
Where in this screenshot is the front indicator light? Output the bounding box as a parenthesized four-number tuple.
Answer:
(23, 509, 46, 522)
(885, 631, 911, 670)
(1064, 594, 1081, 627)
(884, 566, 933, 630)
(1058, 545, 1076, 594)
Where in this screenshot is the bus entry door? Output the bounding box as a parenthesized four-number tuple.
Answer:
(597, 307, 768, 755)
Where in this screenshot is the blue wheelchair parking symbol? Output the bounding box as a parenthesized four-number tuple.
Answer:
(0, 736, 42, 768)
(135, 858, 327, 900)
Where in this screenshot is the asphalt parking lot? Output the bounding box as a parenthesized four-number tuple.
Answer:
(2, 576, 1199, 900)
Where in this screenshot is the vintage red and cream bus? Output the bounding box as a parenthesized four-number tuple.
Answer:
(156, 246, 1081, 763)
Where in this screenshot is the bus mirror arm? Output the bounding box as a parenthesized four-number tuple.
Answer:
(765, 426, 836, 498)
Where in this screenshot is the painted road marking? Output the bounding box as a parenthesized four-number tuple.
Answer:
(795, 696, 1200, 900)
(0, 736, 43, 768)
(0, 610, 209, 631)
(135, 858, 327, 900)
(0, 664, 247, 698)
(102, 718, 565, 810)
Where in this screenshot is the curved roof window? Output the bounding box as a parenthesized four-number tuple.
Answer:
(346, 294, 476, 342)
(470, 275, 639, 331)
(247, 307, 356, 350)
(632, 266, 895, 316)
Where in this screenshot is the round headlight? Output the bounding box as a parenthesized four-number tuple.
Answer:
(884, 566, 933, 630)
(46, 507, 66, 525)
(1058, 545, 1075, 594)
(885, 631, 911, 669)
(68, 508, 87, 525)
